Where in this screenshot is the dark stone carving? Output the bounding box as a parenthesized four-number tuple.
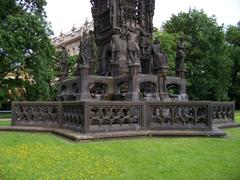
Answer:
(14, 104, 58, 125)
(111, 28, 121, 65)
(10, 1, 236, 136)
(59, 47, 68, 81)
(12, 101, 235, 133)
(212, 103, 234, 124)
(175, 36, 185, 78)
(127, 31, 140, 65)
(63, 104, 84, 131)
(78, 31, 89, 65)
(139, 31, 151, 58)
(89, 30, 97, 74)
(151, 40, 168, 74)
(58, 0, 189, 102)
(89, 105, 141, 130)
(150, 104, 208, 129)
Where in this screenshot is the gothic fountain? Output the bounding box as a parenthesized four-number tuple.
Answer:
(11, 0, 236, 139)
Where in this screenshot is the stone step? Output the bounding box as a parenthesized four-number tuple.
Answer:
(0, 126, 227, 142)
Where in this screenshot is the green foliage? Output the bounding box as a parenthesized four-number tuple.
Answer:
(0, 0, 56, 106)
(236, 111, 240, 123)
(226, 24, 240, 108)
(153, 30, 179, 76)
(0, 127, 240, 179)
(163, 9, 232, 101)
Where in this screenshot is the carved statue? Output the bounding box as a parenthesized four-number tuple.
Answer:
(176, 36, 185, 72)
(139, 31, 151, 57)
(111, 29, 121, 64)
(77, 31, 89, 65)
(127, 32, 140, 65)
(78, 29, 97, 67)
(89, 30, 97, 63)
(90, 0, 95, 7)
(59, 46, 68, 81)
(150, 40, 168, 73)
(145, 0, 155, 33)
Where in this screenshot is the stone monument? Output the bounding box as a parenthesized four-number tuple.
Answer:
(11, 0, 235, 137)
(58, 0, 188, 102)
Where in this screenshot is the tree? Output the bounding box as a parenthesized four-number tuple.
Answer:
(163, 9, 232, 101)
(226, 23, 240, 108)
(0, 0, 56, 108)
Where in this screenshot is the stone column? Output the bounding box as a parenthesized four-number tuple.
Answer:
(157, 65, 170, 101)
(76, 64, 92, 101)
(89, 60, 96, 75)
(126, 63, 141, 101)
(176, 68, 185, 78)
(111, 62, 120, 77)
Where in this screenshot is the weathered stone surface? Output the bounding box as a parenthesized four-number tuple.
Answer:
(10, 1, 236, 137)
(11, 101, 235, 133)
(58, 0, 188, 102)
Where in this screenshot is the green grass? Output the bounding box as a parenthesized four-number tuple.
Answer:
(0, 113, 11, 119)
(0, 129, 239, 180)
(235, 111, 240, 123)
(0, 121, 11, 126)
(0, 112, 239, 179)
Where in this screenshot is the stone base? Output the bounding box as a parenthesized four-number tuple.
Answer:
(77, 65, 90, 76)
(0, 126, 228, 142)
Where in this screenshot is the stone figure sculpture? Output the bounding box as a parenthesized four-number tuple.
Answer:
(111, 29, 121, 64)
(89, 30, 96, 62)
(127, 32, 140, 65)
(78, 31, 89, 65)
(58, 0, 187, 102)
(151, 40, 168, 73)
(59, 46, 68, 81)
(139, 31, 151, 57)
(88, 30, 97, 74)
(175, 36, 185, 77)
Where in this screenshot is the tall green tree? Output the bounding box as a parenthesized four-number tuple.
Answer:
(0, 0, 56, 107)
(226, 23, 240, 108)
(163, 9, 232, 101)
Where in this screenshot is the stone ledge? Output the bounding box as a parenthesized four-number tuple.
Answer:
(214, 122, 240, 129)
(0, 126, 227, 142)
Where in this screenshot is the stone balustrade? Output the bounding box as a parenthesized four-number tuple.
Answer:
(12, 101, 235, 133)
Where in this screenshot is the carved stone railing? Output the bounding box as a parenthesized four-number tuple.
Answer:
(62, 102, 85, 132)
(147, 102, 212, 130)
(12, 101, 235, 133)
(12, 102, 61, 128)
(85, 102, 144, 133)
(212, 102, 235, 124)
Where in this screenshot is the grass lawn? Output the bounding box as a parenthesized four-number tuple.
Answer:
(236, 111, 240, 123)
(0, 113, 11, 119)
(0, 121, 11, 126)
(0, 113, 239, 180)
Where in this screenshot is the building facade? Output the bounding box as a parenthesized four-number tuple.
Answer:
(52, 21, 93, 56)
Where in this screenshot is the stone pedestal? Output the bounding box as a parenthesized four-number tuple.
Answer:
(89, 61, 96, 75)
(77, 65, 92, 101)
(157, 65, 170, 101)
(176, 69, 185, 78)
(126, 64, 141, 101)
(77, 64, 90, 77)
(128, 63, 141, 76)
(140, 57, 151, 74)
(111, 63, 120, 77)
